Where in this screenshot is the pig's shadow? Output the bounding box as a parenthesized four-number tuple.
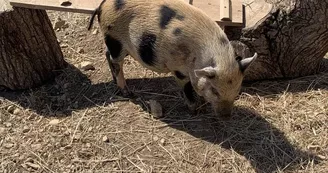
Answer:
(0, 65, 322, 173)
(159, 107, 321, 173)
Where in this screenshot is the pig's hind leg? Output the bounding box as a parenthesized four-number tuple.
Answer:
(104, 35, 131, 97)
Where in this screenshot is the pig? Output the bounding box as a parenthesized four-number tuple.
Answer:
(88, 0, 257, 117)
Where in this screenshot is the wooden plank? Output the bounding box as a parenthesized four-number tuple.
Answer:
(218, 0, 244, 27)
(185, 0, 243, 26)
(9, 0, 102, 14)
(220, 0, 231, 21)
(192, 0, 221, 21)
(9, 0, 244, 26)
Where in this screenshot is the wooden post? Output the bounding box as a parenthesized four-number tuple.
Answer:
(220, 0, 232, 21)
(0, 6, 66, 90)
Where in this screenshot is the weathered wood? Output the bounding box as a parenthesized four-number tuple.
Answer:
(10, 0, 244, 26)
(220, 0, 232, 21)
(243, 0, 272, 27)
(187, 0, 243, 26)
(0, 7, 66, 90)
(9, 0, 102, 14)
(238, 0, 328, 81)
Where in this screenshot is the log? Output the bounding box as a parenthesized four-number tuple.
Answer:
(0, 3, 66, 90)
(233, 0, 328, 81)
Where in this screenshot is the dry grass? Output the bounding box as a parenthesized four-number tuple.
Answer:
(0, 11, 328, 173)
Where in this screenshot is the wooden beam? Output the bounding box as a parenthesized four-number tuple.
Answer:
(220, 0, 232, 21)
(9, 0, 102, 14)
(9, 0, 244, 27)
(187, 0, 243, 26)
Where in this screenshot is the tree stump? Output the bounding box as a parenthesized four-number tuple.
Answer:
(0, 5, 66, 90)
(230, 0, 328, 81)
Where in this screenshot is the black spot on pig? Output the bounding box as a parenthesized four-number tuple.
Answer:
(139, 32, 157, 65)
(176, 14, 185, 21)
(173, 28, 182, 36)
(105, 35, 122, 59)
(115, 0, 126, 11)
(160, 5, 177, 29)
(177, 44, 190, 57)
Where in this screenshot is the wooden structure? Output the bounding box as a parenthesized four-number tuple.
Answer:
(3, 0, 328, 86)
(9, 0, 244, 27)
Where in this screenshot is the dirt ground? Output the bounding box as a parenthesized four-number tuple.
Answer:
(0, 11, 328, 173)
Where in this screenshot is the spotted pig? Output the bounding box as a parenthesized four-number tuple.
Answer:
(88, 0, 257, 117)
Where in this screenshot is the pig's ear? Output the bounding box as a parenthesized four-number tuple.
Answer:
(237, 53, 258, 73)
(194, 67, 217, 79)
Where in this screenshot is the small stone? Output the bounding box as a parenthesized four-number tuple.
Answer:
(65, 145, 72, 150)
(73, 101, 79, 109)
(4, 122, 12, 127)
(149, 100, 163, 118)
(13, 108, 21, 115)
(0, 127, 5, 134)
(32, 144, 42, 150)
(63, 131, 70, 136)
(25, 162, 40, 170)
(77, 47, 84, 54)
(63, 83, 70, 89)
(54, 19, 64, 30)
(73, 134, 81, 140)
(80, 61, 95, 71)
(307, 145, 321, 150)
(153, 136, 159, 141)
(60, 43, 69, 48)
(102, 136, 109, 143)
(318, 154, 327, 160)
(49, 119, 60, 125)
(55, 142, 61, 148)
(54, 17, 69, 30)
(7, 105, 15, 113)
(92, 29, 98, 35)
(22, 126, 30, 133)
(4, 143, 14, 149)
(160, 138, 165, 145)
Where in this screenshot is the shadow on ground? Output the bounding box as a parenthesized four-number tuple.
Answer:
(161, 107, 321, 173)
(0, 65, 323, 172)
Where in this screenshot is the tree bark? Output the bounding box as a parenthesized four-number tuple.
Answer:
(230, 0, 328, 81)
(0, 7, 66, 90)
